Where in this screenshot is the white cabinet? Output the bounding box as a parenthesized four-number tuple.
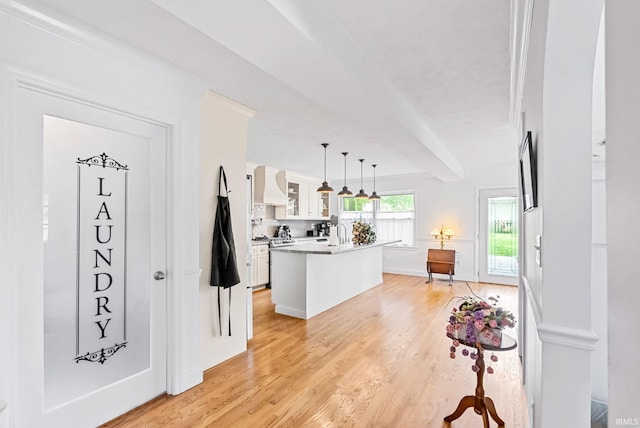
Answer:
(275, 172, 330, 220)
(251, 244, 269, 287)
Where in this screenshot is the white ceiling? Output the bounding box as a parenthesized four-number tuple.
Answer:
(32, 0, 517, 182)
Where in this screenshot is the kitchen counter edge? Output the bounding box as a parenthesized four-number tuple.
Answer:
(268, 239, 401, 255)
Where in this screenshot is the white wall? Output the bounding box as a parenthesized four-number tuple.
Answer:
(343, 166, 518, 281)
(200, 92, 255, 369)
(606, 1, 640, 423)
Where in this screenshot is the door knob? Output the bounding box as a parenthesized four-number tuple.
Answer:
(153, 271, 166, 280)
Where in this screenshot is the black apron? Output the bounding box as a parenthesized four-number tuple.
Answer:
(209, 166, 240, 336)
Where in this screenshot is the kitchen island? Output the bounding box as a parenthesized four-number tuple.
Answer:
(269, 240, 400, 319)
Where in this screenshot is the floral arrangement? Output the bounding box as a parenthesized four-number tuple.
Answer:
(352, 220, 376, 245)
(445, 287, 516, 373)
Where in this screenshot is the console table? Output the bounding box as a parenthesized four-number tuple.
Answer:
(426, 248, 455, 284)
(444, 333, 517, 427)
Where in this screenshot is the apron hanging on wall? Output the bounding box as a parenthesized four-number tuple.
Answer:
(209, 165, 241, 336)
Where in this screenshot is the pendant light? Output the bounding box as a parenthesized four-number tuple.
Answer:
(317, 143, 334, 193)
(369, 164, 380, 200)
(355, 158, 369, 199)
(338, 152, 353, 197)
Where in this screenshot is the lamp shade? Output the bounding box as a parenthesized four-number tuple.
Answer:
(317, 181, 333, 193)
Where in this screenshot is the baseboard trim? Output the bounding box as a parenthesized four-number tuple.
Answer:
(171, 367, 203, 395)
(382, 268, 475, 283)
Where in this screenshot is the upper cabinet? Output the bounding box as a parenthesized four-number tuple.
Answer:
(275, 172, 330, 220)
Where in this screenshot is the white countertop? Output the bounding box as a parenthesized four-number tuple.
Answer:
(269, 239, 401, 255)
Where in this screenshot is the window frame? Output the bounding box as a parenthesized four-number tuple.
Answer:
(338, 189, 417, 247)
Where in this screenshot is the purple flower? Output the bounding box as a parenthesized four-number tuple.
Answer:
(474, 311, 484, 320)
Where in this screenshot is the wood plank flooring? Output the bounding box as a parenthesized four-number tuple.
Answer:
(102, 274, 529, 427)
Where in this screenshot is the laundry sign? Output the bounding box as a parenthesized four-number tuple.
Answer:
(74, 153, 128, 364)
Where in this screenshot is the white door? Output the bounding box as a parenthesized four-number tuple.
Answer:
(13, 85, 167, 427)
(478, 188, 519, 285)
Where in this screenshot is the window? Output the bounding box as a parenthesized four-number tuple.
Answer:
(339, 192, 415, 245)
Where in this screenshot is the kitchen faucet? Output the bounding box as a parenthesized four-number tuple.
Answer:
(337, 223, 348, 245)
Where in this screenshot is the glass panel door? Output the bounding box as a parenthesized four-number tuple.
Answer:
(13, 82, 167, 427)
(479, 189, 518, 285)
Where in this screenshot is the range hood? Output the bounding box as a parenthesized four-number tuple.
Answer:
(253, 166, 287, 205)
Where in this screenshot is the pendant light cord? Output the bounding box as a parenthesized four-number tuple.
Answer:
(344, 153, 347, 186)
(373, 164, 376, 189)
(324, 144, 327, 182)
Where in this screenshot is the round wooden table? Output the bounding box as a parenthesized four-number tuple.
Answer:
(444, 333, 517, 427)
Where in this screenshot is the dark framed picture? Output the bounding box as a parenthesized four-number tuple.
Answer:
(519, 131, 537, 212)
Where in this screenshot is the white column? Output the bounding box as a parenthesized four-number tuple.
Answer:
(606, 1, 640, 423)
(519, 0, 602, 426)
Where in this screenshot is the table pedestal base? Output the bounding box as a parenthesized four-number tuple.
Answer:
(444, 394, 504, 427)
(444, 344, 505, 427)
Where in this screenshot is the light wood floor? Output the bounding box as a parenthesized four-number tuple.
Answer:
(102, 274, 529, 427)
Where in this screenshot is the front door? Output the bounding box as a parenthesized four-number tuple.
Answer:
(14, 86, 167, 427)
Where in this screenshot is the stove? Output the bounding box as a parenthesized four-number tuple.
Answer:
(269, 238, 296, 247)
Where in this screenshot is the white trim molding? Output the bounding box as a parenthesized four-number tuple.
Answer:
(202, 91, 256, 119)
(537, 322, 598, 351)
(183, 267, 203, 279)
(522, 275, 542, 322)
(509, 0, 535, 127)
(523, 276, 598, 351)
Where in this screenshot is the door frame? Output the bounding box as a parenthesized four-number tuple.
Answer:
(478, 187, 519, 286)
(0, 65, 201, 426)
